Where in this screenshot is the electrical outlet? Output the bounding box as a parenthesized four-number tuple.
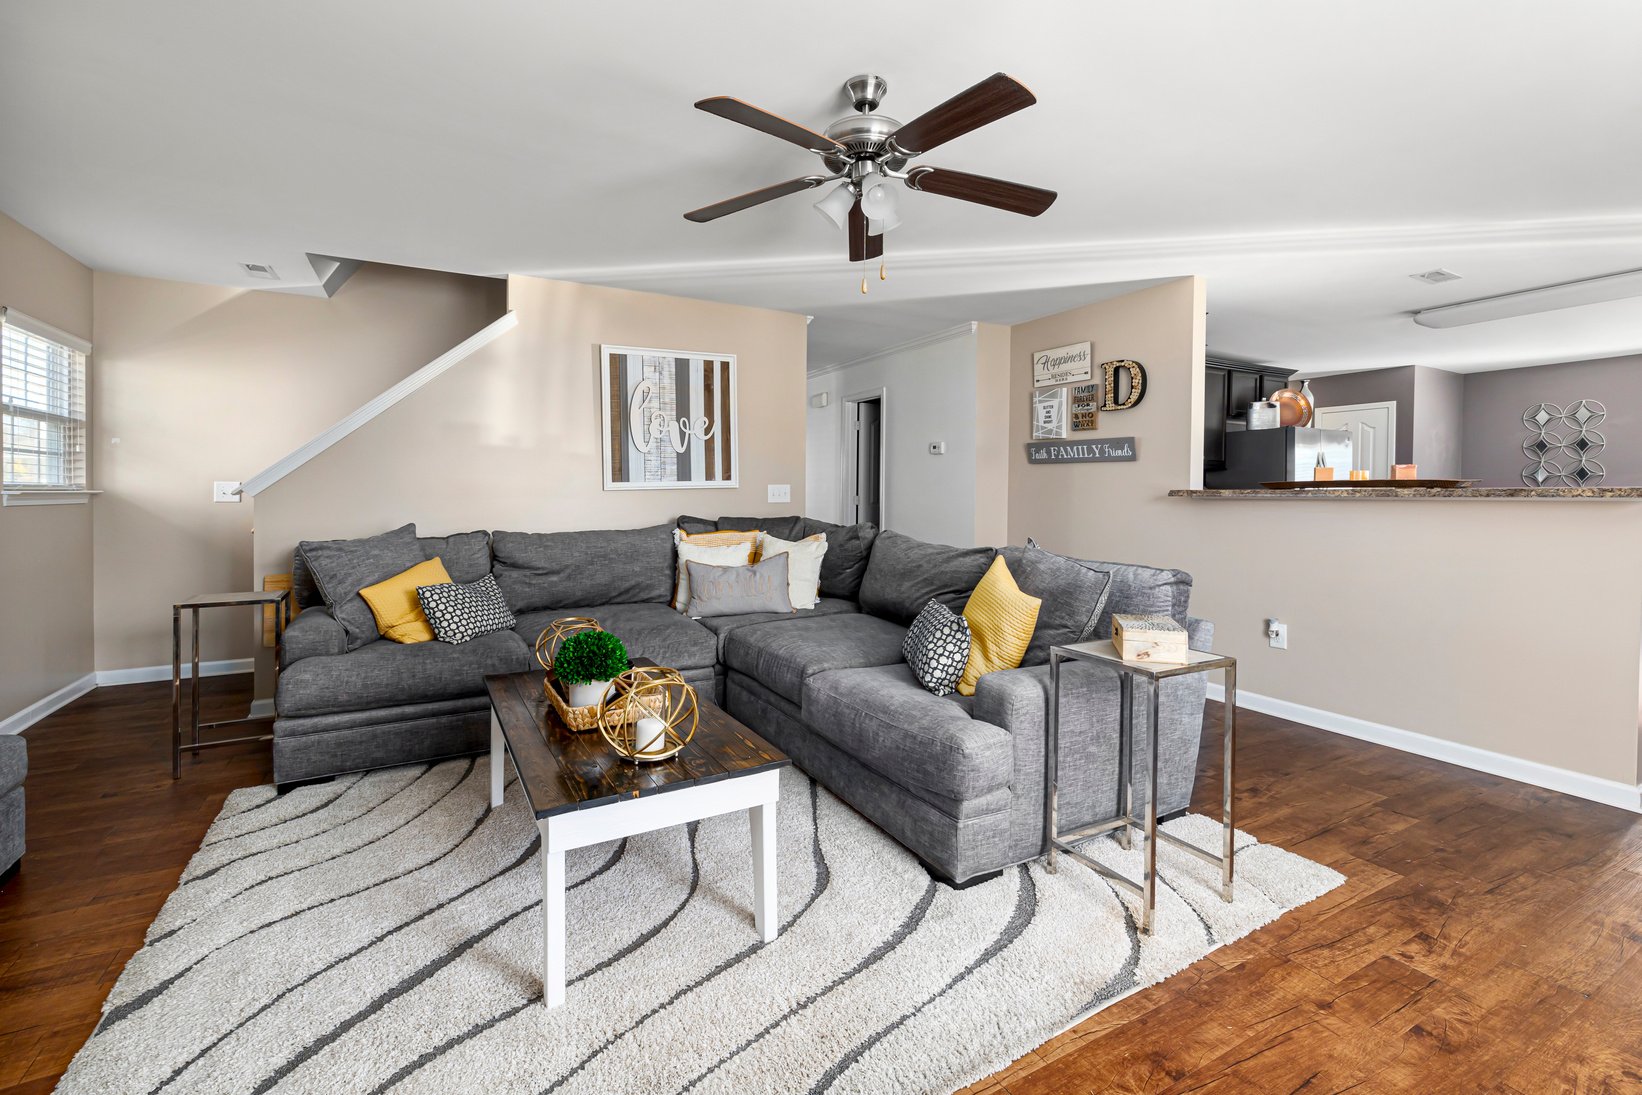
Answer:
(1266, 619, 1288, 649)
(213, 481, 242, 504)
(767, 484, 791, 504)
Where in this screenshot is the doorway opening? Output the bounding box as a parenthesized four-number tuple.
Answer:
(843, 390, 885, 527)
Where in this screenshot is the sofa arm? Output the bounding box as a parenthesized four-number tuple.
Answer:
(281, 607, 346, 666)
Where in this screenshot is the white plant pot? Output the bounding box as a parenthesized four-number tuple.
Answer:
(568, 680, 613, 707)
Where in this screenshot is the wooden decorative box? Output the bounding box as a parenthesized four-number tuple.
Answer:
(1111, 614, 1189, 665)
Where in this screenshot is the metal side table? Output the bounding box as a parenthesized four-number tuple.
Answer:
(1043, 639, 1237, 933)
(171, 590, 289, 779)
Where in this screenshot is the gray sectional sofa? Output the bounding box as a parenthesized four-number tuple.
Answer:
(276, 517, 1211, 885)
(0, 734, 23, 881)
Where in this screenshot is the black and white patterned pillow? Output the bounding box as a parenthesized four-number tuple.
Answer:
(902, 600, 972, 696)
(416, 575, 517, 644)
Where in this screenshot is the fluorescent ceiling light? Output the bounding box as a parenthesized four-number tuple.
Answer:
(1413, 268, 1642, 328)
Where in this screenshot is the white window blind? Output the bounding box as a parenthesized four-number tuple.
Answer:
(1, 308, 89, 491)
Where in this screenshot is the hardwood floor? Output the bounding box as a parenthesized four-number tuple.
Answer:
(3, 677, 1640, 1093)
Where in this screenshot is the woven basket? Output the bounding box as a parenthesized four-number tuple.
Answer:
(541, 672, 618, 733)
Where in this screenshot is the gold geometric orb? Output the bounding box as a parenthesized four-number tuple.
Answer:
(534, 616, 604, 675)
(597, 665, 699, 764)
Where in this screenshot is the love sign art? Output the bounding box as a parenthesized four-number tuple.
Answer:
(601, 345, 738, 489)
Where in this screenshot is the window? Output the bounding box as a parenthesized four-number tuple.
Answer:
(1, 308, 89, 492)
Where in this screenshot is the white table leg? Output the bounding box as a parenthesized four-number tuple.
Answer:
(490, 711, 505, 808)
(540, 819, 566, 1008)
(750, 801, 777, 942)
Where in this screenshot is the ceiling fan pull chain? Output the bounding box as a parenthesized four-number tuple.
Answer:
(879, 259, 887, 281)
(860, 261, 868, 295)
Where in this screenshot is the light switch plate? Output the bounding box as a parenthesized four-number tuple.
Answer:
(213, 481, 242, 503)
(767, 484, 791, 503)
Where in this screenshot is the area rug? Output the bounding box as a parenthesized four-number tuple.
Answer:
(57, 758, 1342, 1095)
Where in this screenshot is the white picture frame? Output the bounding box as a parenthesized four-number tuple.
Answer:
(1032, 341, 1093, 388)
(600, 344, 739, 491)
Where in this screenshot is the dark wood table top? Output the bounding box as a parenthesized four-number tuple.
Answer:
(484, 665, 790, 820)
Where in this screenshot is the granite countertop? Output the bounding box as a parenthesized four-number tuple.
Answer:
(1170, 487, 1642, 500)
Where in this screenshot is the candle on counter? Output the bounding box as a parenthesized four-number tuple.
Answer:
(1392, 464, 1418, 479)
(1349, 469, 1370, 481)
(634, 716, 666, 755)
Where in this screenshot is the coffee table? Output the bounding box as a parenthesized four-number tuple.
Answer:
(484, 666, 790, 1008)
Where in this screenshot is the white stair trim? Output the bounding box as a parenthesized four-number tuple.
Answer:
(1208, 683, 1642, 813)
(242, 310, 518, 496)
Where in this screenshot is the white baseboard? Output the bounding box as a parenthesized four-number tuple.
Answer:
(94, 659, 255, 687)
(1207, 683, 1642, 814)
(0, 673, 97, 735)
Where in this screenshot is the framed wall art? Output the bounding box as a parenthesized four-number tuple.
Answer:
(600, 345, 738, 490)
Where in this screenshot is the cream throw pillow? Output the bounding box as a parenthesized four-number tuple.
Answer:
(673, 539, 754, 611)
(759, 532, 827, 610)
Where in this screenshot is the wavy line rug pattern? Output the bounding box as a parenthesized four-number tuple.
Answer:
(56, 758, 1343, 1095)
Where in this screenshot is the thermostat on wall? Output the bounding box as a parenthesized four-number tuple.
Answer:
(928, 441, 947, 455)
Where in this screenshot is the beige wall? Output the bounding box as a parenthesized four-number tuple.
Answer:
(253, 274, 808, 687)
(973, 322, 1012, 546)
(1008, 277, 1642, 788)
(0, 212, 96, 722)
(91, 265, 505, 672)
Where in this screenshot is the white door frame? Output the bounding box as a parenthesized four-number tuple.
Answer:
(840, 387, 888, 527)
(1314, 400, 1397, 475)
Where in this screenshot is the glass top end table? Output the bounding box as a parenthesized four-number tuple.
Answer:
(1044, 638, 1237, 934)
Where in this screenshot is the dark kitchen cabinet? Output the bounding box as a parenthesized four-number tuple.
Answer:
(1203, 359, 1297, 471)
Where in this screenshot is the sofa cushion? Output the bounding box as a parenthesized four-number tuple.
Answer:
(676, 514, 718, 535)
(275, 629, 532, 717)
(697, 597, 859, 659)
(1016, 538, 1112, 665)
(512, 602, 719, 671)
(716, 515, 807, 541)
(1085, 559, 1193, 638)
(280, 606, 347, 664)
(298, 523, 426, 652)
(723, 612, 908, 705)
(804, 518, 878, 600)
(492, 524, 676, 611)
(857, 529, 996, 625)
(419, 530, 491, 583)
(803, 664, 1013, 802)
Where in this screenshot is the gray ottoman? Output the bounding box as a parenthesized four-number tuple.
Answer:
(0, 734, 24, 878)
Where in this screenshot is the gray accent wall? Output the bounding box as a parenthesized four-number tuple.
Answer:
(1461, 354, 1642, 487)
(1411, 365, 1465, 479)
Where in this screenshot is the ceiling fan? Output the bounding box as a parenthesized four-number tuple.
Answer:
(683, 73, 1056, 285)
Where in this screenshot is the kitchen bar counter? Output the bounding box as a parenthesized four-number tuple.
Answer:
(1170, 486, 1642, 501)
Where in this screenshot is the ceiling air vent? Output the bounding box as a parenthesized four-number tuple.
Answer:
(1409, 268, 1461, 285)
(241, 262, 279, 279)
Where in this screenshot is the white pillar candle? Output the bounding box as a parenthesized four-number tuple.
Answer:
(634, 716, 666, 755)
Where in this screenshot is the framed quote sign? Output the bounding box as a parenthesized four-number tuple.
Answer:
(601, 345, 738, 490)
(1032, 341, 1093, 387)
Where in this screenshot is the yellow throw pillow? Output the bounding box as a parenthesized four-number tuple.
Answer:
(957, 556, 1041, 696)
(359, 557, 452, 643)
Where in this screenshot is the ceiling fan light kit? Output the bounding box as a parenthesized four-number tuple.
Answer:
(685, 71, 1057, 292)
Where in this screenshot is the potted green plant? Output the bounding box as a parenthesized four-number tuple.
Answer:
(554, 629, 630, 707)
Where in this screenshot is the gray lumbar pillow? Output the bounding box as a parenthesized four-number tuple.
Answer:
(1016, 537, 1113, 665)
(685, 554, 792, 618)
(297, 523, 424, 651)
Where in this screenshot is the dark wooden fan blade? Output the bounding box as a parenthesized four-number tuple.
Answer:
(846, 201, 884, 262)
(695, 96, 844, 153)
(890, 73, 1036, 156)
(684, 176, 828, 223)
(905, 166, 1057, 216)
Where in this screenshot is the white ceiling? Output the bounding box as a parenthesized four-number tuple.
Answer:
(4, 1, 1642, 373)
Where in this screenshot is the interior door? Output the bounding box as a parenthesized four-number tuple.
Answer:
(853, 399, 882, 526)
(1314, 401, 1396, 477)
